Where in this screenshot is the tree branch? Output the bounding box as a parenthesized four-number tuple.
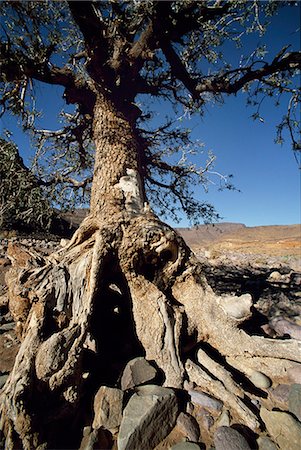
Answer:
(0, 42, 96, 113)
(196, 51, 301, 95)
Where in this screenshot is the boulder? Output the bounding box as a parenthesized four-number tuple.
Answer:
(117, 385, 179, 450)
(92, 386, 123, 434)
(260, 407, 301, 450)
(214, 426, 251, 450)
(120, 357, 158, 390)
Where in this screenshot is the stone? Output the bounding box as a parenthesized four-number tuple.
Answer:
(214, 426, 251, 450)
(257, 436, 278, 450)
(92, 386, 123, 434)
(249, 371, 271, 389)
(268, 384, 290, 409)
(289, 383, 301, 421)
(171, 443, 202, 449)
(176, 412, 200, 442)
(117, 385, 179, 450)
(120, 357, 158, 390)
(79, 428, 113, 450)
(260, 407, 301, 450)
(188, 390, 223, 412)
(270, 317, 301, 340)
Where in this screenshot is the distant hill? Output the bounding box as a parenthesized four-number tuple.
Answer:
(178, 223, 301, 257)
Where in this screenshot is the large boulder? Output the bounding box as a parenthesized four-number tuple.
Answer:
(118, 385, 179, 450)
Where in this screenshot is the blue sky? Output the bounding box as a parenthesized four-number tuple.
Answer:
(1, 3, 300, 228)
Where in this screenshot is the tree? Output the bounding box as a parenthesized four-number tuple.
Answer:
(0, 1, 300, 448)
(0, 138, 55, 231)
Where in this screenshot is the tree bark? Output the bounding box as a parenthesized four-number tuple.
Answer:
(1, 94, 300, 449)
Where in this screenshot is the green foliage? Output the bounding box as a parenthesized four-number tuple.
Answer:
(0, 138, 54, 231)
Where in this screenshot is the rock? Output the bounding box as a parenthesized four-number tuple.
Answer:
(79, 428, 113, 450)
(288, 366, 301, 384)
(117, 385, 179, 450)
(188, 390, 223, 412)
(176, 412, 200, 442)
(196, 408, 214, 431)
(214, 426, 251, 450)
(249, 371, 271, 389)
(289, 384, 301, 421)
(171, 443, 202, 449)
(120, 357, 158, 390)
(268, 384, 290, 409)
(260, 407, 301, 450)
(218, 294, 252, 321)
(92, 386, 123, 434)
(257, 436, 278, 450)
(270, 317, 301, 340)
(0, 374, 8, 389)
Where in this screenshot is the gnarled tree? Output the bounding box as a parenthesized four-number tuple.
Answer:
(0, 1, 300, 449)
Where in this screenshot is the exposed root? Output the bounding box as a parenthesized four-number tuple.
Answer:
(185, 359, 260, 431)
(1, 214, 300, 448)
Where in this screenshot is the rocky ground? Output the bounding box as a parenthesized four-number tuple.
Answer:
(0, 230, 301, 450)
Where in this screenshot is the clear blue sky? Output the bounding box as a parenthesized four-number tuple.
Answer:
(1, 3, 300, 228)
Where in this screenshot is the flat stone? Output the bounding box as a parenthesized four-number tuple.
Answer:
(188, 390, 223, 412)
(92, 386, 123, 434)
(249, 371, 271, 389)
(121, 357, 158, 390)
(260, 407, 301, 450)
(176, 412, 200, 442)
(118, 385, 179, 450)
(171, 443, 202, 449)
(214, 426, 251, 450)
(289, 384, 301, 421)
(257, 436, 278, 450)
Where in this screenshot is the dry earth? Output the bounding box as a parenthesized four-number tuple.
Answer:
(178, 223, 301, 271)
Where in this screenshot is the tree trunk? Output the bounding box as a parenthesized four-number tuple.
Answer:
(1, 94, 300, 449)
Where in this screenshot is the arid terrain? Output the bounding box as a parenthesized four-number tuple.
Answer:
(178, 222, 300, 259)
